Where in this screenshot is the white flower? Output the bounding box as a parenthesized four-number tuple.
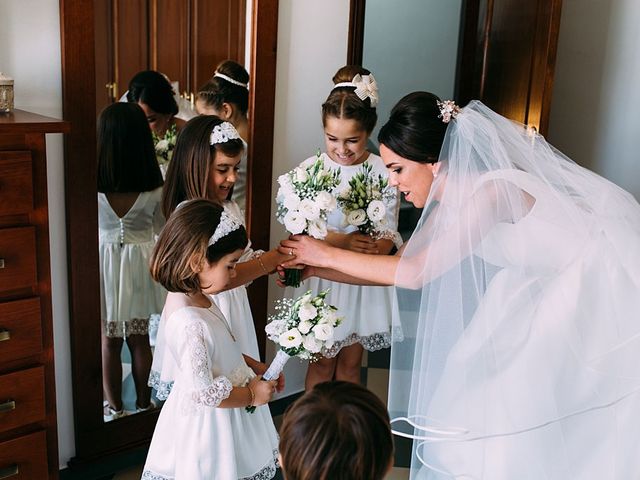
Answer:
(155, 139, 169, 152)
(265, 319, 287, 341)
(312, 323, 334, 341)
(315, 191, 336, 211)
(294, 167, 309, 183)
(283, 210, 307, 234)
(319, 309, 339, 326)
(279, 328, 303, 348)
(298, 303, 318, 322)
(298, 198, 321, 221)
(307, 220, 328, 239)
(367, 200, 386, 221)
(283, 193, 301, 211)
(277, 174, 295, 197)
(346, 209, 367, 226)
(298, 320, 313, 335)
(302, 333, 323, 354)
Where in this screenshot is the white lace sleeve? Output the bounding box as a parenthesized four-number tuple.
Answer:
(185, 321, 232, 408)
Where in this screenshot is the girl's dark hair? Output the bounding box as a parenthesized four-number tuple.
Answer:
(161, 115, 244, 218)
(97, 102, 163, 193)
(378, 91, 447, 164)
(322, 65, 377, 134)
(126, 70, 179, 116)
(279, 381, 394, 480)
(197, 60, 250, 116)
(150, 199, 247, 294)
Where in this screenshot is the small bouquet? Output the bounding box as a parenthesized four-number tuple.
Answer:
(247, 290, 341, 412)
(152, 122, 178, 177)
(338, 161, 397, 239)
(276, 151, 341, 287)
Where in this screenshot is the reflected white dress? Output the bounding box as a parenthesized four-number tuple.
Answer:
(287, 153, 401, 357)
(212, 200, 261, 359)
(231, 139, 248, 218)
(142, 302, 279, 480)
(98, 187, 166, 337)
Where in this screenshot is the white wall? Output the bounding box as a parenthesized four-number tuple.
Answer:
(548, 0, 640, 198)
(0, 0, 75, 466)
(267, 0, 351, 397)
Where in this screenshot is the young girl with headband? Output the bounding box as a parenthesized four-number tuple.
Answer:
(285, 65, 401, 389)
(142, 199, 279, 480)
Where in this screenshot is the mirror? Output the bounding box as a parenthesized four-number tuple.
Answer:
(60, 0, 278, 466)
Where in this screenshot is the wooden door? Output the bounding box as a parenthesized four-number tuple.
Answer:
(456, 0, 563, 135)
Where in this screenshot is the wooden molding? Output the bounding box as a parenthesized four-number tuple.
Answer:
(347, 0, 366, 65)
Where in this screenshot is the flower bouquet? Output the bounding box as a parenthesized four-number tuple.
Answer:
(337, 161, 398, 242)
(152, 122, 178, 178)
(276, 151, 341, 287)
(247, 290, 341, 412)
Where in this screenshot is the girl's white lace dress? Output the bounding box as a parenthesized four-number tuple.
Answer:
(287, 152, 401, 357)
(142, 302, 279, 480)
(98, 187, 166, 337)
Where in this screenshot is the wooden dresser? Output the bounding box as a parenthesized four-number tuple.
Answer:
(0, 110, 69, 480)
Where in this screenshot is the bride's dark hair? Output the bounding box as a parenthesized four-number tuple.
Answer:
(378, 91, 447, 164)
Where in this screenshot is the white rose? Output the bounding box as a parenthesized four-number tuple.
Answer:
(279, 328, 303, 348)
(283, 210, 307, 234)
(346, 209, 367, 226)
(155, 139, 169, 152)
(312, 323, 334, 341)
(302, 334, 323, 354)
(308, 220, 328, 239)
(298, 198, 321, 221)
(283, 193, 301, 211)
(367, 200, 386, 222)
(294, 167, 309, 183)
(277, 175, 295, 197)
(315, 191, 336, 211)
(319, 309, 339, 326)
(298, 303, 318, 322)
(298, 320, 313, 334)
(265, 319, 287, 341)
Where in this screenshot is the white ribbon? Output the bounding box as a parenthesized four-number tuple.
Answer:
(333, 73, 379, 107)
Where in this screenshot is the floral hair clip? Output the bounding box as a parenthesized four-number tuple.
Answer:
(210, 121, 241, 145)
(333, 73, 379, 107)
(208, 208, 243, 246)
(437, 100, 461, 123)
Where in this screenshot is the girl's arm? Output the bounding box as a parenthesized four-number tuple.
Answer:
(220, 248, 290, 291)
(218, 376, 277, 409)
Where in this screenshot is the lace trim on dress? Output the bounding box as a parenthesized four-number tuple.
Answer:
(191, 376, 233, 408)
(322, 327, 404, 358)
(374, 229, 404, 249)
(104, 317, 150, 338)
(141, 470, 171, 480)
(148, 369, 174, 400)
(240, 449, 279, 480)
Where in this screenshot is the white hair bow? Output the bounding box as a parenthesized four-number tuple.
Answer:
(334, 73, 379, 107)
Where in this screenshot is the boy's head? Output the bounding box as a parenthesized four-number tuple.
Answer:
(279, 381, 394, 480)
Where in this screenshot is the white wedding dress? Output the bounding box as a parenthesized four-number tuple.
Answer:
(389, 101, 640, 479)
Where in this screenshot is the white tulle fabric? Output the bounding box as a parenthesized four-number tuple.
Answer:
(389, 101, 640, 479)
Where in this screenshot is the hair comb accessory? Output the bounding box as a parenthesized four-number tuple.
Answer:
(437, 100, 461, 123)
(210, 121, 241, 145)
(333, 73, 379, 107)
(213, 71, 248, 89)
(208, 207, 243, 246)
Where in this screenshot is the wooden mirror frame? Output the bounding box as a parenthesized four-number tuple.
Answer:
(60, 0, 278, 464)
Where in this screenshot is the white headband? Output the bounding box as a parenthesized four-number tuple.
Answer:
(208, 208, 243, 246)
(210, 121, 241, 145)
(333, 73, 379, 107)
(214, 72, 248, 89)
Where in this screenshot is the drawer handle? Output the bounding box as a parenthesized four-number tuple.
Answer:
(0, 328, 10, 342)
(0, 464, 18, 479)
(0, 399, 16, 413)
(0, 258, 4, 269)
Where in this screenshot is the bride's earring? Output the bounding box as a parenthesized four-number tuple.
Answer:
(432, 162, 441, 178)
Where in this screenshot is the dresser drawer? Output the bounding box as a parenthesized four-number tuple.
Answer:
(0, 298, 42, 363)
(0, 152, 33, 217)
(0, 430, 48, 480)
(0, 367, 45, 435)
(0, 227, 37, 296)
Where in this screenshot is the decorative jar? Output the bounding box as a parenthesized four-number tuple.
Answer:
(0, 73, 15, 113)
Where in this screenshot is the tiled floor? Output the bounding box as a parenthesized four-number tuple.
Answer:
(104, 347, 411, 480)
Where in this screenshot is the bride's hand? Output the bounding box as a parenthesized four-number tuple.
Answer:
(278, 235, 332, 268)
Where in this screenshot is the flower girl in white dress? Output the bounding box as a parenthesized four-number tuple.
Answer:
(142, 199, 279, 480)
(286, 66, 401, 389)
(157, 116, 290, 375)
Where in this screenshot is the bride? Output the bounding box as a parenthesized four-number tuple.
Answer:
(280, 92, 640, 479)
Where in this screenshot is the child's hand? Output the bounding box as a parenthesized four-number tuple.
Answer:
(248, 376, 277, 406)
(275, 265, 315, 287)
(345, 232, 378, 254)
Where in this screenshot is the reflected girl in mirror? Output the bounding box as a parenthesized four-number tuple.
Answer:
(160, 115, 290, 379)
(195, 60, 250, 216)
(97, 102, 167, 421)
(127, 70, 187, 178)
